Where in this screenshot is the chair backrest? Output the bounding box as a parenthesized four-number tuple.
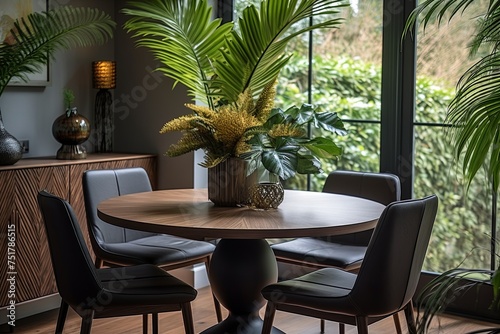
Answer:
(82, 167, 154, 245)
(322, 170, 401, 206)
(37, 190, 102, 308)
(350, 195, 438, 316)
(321, 170, 401, 244)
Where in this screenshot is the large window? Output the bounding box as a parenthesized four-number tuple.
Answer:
(413, 0, 491, 272)
(228, 0, 494, 273)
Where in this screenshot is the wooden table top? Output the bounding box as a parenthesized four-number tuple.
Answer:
(97, 188, 386, 240)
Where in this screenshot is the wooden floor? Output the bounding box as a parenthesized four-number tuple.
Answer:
(1, 286, 498, 334)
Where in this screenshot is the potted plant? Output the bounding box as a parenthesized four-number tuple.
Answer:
(123, 0, 348, 206)
(0, 6, 115, 165)
(405, 0, 500, 332)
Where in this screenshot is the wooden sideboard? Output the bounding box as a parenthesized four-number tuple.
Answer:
(0, 153, 156, 307)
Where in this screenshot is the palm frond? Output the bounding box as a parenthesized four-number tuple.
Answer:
(405, 0, 478, 35)
(212, 0, 348, 103)
(124, 0, 347, 106)
(123, 0, 233, 108)
(0, 6, 115, 95)
(415, 267, 494, 334)
(445, 52, 500, 190)
(405, 0, 500, 191)
(470, 3, 500, 54)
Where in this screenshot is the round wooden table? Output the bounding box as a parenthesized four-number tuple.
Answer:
(98, 188, 385, 334)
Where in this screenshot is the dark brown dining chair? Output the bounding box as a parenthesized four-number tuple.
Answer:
(82, 168, 223, 329)
(271, 170, 401, 332)
(262, 195, 438, 334)
(37, 190, 197, 334)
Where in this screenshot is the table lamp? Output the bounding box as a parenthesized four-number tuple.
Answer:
(92, 60, 116, 152)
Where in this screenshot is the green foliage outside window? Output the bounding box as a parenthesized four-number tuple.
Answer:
(233, 0, 492, 273)
(276, 55, 491, 273)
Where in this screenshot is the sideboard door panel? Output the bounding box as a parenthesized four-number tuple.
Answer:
(0, 154, 156, 307)
(1, 166, 68, 305)
(0, 170, 16, 306)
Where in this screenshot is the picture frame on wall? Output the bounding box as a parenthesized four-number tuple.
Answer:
(2, 0, 50, 87)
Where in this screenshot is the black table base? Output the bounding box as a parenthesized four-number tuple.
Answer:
(202, 239, 283, 334)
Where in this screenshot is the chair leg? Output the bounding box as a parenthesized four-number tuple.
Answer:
(393, 312, 403, 334)
(355, 316, 369, 334)
(80, 310, 94, 334)
(143, 314, 148, 334)
(262, 302, 277, 334)
(55, 300, 68, 334)
(339, 323, 346, 334)
(320, 319, 325, 333)
(404, 301, 417, 334)
(152, 313, 159, 334)
(205, 257, 223, 322)
(94, 257, 103, 268)
(181, 303, 195, 334)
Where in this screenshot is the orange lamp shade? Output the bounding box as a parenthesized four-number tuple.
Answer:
(92, 60, 116, 89)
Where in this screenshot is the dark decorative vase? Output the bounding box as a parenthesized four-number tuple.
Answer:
(52, 107, 91, 160)
(0, 109, 23, 166)
(207, 157, 256, 207)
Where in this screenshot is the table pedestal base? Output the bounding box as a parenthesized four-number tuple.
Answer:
(202, 239, 281, 334)
(201, 313, 284, 334)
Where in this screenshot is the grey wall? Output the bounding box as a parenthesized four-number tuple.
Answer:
(0, 0, 115, 158)
(113, 3, 195, 189)
(1, 0, 198, 189)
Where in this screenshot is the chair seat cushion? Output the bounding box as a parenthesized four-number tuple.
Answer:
(92, 264, 197, 317)
(261, 268, 358, 314)
(271, 237, 367, 268)
(98, 234, 216, 266)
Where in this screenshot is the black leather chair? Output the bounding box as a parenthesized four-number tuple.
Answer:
(82, 168, 222, 325)
(272, 170, 401, 272)
(271, 170, 401, 332)
(37, 190, 197, 334)
(261, 195, 438, 334)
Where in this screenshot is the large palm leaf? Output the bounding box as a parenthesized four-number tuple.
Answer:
(212, 0, 348, 103)
(406, 0, 500, 191)
(0, 6, 115, 96)
(123, 0, 233, 109)
(123, 0, 348, 108)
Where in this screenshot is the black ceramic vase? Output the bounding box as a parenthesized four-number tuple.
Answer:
(0, 108, 23, 166)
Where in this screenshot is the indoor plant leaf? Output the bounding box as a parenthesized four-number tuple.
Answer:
(213, 0, 349, 103)
(259, 137, 300, 180)
(124, 0, 348, 106)
(296, 154, 322, 174)
(123, 0, 233, 108)
(302, 137, 343, 159)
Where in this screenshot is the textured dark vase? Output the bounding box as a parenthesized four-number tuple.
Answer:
(208, 158, 256, 207)
(0, 109, 23, 166)
(52, 108, 90, 160)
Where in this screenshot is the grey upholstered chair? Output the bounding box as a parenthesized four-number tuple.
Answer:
(37, 190, 197, 334)
(262, 195, 438, 334)
(271, 170, 401, 332)
(82, 168, 222, 329)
